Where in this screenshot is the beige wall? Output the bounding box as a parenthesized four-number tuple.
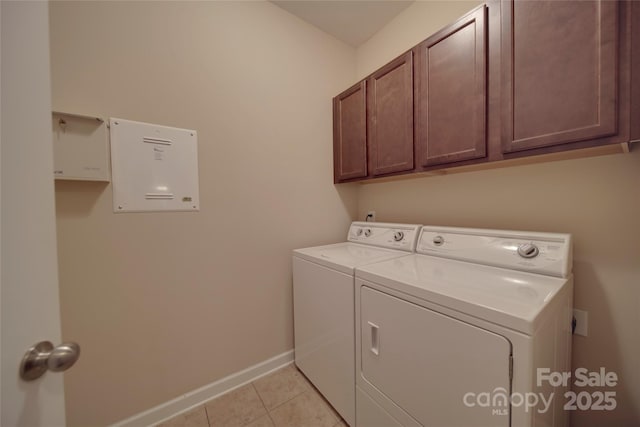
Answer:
(355, 1, 640, 426)
(50, 2, 357, 425)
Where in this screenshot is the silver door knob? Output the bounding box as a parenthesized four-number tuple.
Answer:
(20, 341, 80, 381)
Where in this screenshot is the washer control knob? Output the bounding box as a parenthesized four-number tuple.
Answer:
(355, 228, 363, 236)
(433, 235, 445, 246)
(393, 231, 404, 242)
(364, 228, 372, 237)
(517, 243, 539, 258)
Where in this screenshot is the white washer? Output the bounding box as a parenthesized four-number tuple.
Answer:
(355, 226, 573, 427)
(293, 222, 421, 426)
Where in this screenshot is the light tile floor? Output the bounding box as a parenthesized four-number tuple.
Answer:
(157, 365, 347, 427)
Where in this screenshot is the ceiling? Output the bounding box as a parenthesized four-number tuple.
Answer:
(271, 1, 414, 47)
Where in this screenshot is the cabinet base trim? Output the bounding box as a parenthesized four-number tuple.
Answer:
(360, 143, 630, 184)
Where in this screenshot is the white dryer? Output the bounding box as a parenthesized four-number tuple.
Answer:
(293, 222, 421, 427)
(355, 226, 573, 427)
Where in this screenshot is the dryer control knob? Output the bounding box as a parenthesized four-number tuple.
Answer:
(355, 228, 363, 236)
(364, 228, 372, 237)
(517, 243, 539, 259)
(433, 235, 445, 246)
(393, 231, 404, 242)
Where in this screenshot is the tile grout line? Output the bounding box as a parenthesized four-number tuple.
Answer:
(302, 380, 342, 425)
(250, 382, 269, 413)
(249, 382, 272, 426)
(261, 387, 310, 414)
(252, 367, 311, 415)
(265, 409, 278, 427)
(204, 405, 212, 427)
(262, 367, 343, 425)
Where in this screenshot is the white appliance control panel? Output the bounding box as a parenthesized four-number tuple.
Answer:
(348, 222, 421, 252)
(417, 226, 572, 278)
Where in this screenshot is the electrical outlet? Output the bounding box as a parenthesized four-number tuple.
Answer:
(573, 309, 588, 336)
(366, 211, 376, 222)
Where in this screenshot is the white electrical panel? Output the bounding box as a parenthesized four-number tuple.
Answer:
(109, 118, 200, 213)
(52, 112, 110, 181)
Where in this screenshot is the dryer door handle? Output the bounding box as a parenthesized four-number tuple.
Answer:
(368, 321, 380, 356)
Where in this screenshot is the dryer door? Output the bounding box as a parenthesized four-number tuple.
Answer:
(360, 286, 511, 427)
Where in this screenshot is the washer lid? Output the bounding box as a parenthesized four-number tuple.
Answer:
(356, 254, 571, 334)
(293, 242, 411, 275)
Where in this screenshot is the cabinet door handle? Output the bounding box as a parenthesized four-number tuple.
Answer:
(368, 321, 379, 356)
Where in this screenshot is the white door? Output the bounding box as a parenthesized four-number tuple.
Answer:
(1, 1, 67, 426)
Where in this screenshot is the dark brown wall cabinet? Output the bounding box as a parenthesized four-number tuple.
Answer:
(415, 6, 487, 167)
(368, 52, 415, 176)
(333, 52, 414, 183)
(333, 0, 636, 183)
(333, 81, 367, 182)
(501, 0, 620, 153)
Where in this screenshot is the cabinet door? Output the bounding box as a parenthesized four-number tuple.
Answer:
(502, 0, 618, 153)
(367, 52, 414, 176)
(415, 6, 487, 167)
(333, 81, 367, 182)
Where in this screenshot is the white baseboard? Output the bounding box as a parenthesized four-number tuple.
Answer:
(111, 350, 294, 427)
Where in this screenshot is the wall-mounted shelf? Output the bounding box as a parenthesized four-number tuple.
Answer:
(52, 111, 110, 181)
